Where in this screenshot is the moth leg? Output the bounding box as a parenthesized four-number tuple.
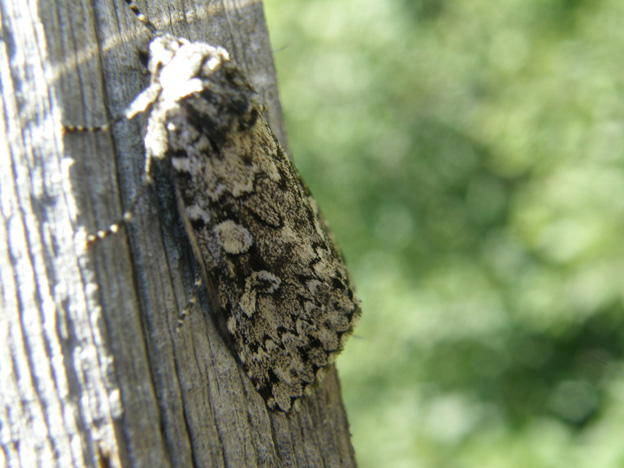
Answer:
(62, 120, 155, 247)
(83, 182, 150, 247)
(176, 277, 204, 329)
(62, 118, 122, 134)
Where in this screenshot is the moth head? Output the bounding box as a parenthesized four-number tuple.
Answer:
(145, 34, 260, 134)
(146, 34, 190, 77)
(147, 35, 232, 89)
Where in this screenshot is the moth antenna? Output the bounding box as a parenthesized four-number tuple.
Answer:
(123, 0, 158, 34)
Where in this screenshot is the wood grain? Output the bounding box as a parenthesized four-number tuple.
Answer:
(0, 0, 356, 466)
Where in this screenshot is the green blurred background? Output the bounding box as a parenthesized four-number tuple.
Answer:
(263, 0, 624, 466)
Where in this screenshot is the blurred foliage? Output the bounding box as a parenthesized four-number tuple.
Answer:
(263, 0, 624, 466)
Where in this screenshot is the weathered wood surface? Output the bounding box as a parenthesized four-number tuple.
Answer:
(0, 0, 357, 466)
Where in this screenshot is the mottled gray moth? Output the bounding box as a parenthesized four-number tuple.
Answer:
(72, 0, 361, 412)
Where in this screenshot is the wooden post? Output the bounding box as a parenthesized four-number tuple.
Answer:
(0, 0, 357, 466)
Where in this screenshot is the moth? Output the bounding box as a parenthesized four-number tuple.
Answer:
(77, 0, 361, 412)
